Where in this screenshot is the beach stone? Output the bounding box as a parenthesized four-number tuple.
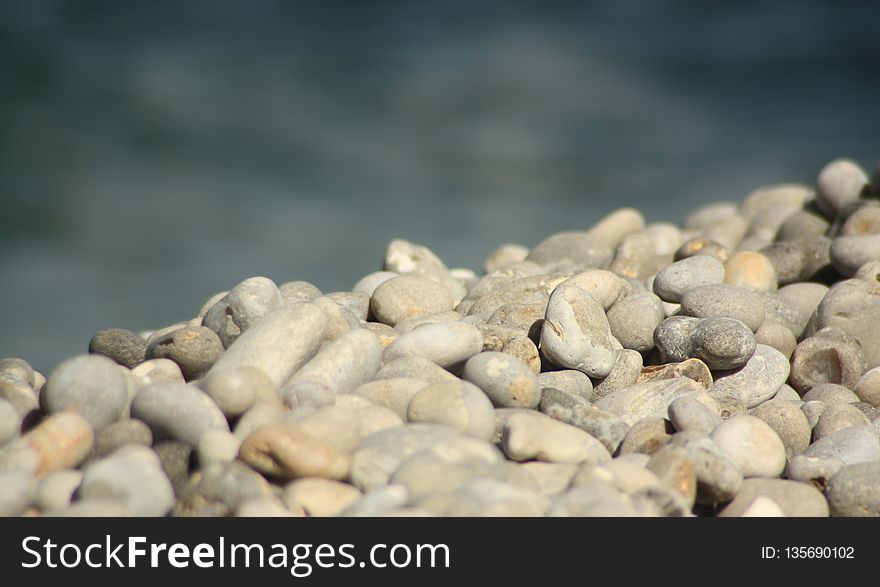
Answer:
(88, 328, 146, 369)
(198, 366, 275, 419)
(750, 399, 811, 458)
(711, 415, 785, 478)
(558, 270, 627, 311)
(816, 158, 869, 218)
(538, 370, 593, 401)
(0, 412, 94, 477)
(686, 202, 738, 230)
(0, 358, 34, 388)
(596, 377, 705, 426)
(586, 208, 645, 248)
(739, 496, 786, 517)
(525, 232, 613, 271)
(233, 403, 286, 441)
(607, 293, 665, 353)
(825, 463, 880, 517)
(282, 328, 383, 408)
(202, 277, 283, 348)
(283, 478, 362, 517)
(709, 344, 789, 408)
(572, 459, 659, 494)
(145, 325, 223, 381)
(423, 478, 549, 517)
(196, 429, 240, 467)
(668, 434, 743, 504)
(35, 469, 82, 511)
(352, 271, 397, 298)
(279, 280, 322, 304)
(653, 316, 701, 363)
(668, 395, 721, 434)
(312, 296, 359, 340)
(680, 284, 765, 331)
(704, 214, 749, 250)
(42, 354, 129, 431)
(688, 317, 756, 370)
(518, 462, 578, 496)
(776, 209, 830, 242)
(488, 302, 546, 335)
(541, 285, 616, 377)
(841, 203, 880, 237)
(360, 322, 399, 348)
(370, 275, 455, 327)
(0, 398, 22, 446)
(548, 483, 640, 517)
(855, 367, 880, 407)
(761, 238, 833, 285)
(774, 384, 802, 402)
(406, 381, 496, 441)
(0, 374, 37, 415)
(719, 479, 829, 517)
(787, 426, 880, 484)
(384, 321, 483, 371)
(239, 424, 350, 481)
(801, 400, 827, 428)
(462, 351, 541, 409)
(754, 320, 797, 359)
(131, 382, 228, 446)
(0, 469, 37, 516)
(90, 419, 153, 460)
(502, 410, 610, 465)
(591, 349, 642, 400)
(207, 303, 326, 387)
(394, 310, 463, 334)
(391, 451, 500, 502)
(290, 403, 403, 454)
(154, 440, 192, 496)
(375, 356, 459, 386)
(810, 279, 880, 369)
(617, 417, 670, 456)
(326, 291, 370, 321)
(501, 336, 541, 375)
(674, 236, 731, 264)
(653, 256, 726, 303)
(79, 445, 175, 517)
(740, 183, 811, 220)
(646, 445, 697, 506)
(131, 358, 185, 387)
(341, 485, 410, 517)
(484, 244, 530, 273)
(813, 403, 871, 441)
(383, 239, 466, 301)
(172, 460, 274, 517)
(790, 328, 866, 393)
(802, 383, 860, 405)
(609, 232, 657, 279)
(352, 378, 428, 419)
(831, 234, 880, 276)
(638, 358, 713, 389)
(539, 388, 629, 453)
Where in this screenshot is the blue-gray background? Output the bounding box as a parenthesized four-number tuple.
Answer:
(2, 0, 879, 374)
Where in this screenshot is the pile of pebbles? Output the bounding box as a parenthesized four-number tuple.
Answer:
(3, 158, 880, 518)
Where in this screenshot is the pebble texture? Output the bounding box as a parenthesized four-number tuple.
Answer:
(541, 285, 617, 378)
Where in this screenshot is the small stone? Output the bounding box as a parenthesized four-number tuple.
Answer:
(239, 424, 350, 481)
(668, 395, 721, 434)
(131, 358, 185, 387)
(705, 214, 749, 250)
(525, 232, 613, 271)
(750, 399, 811, 458)
(638, 358, 713, 389)
(724, 251, 778, 292)
(312, 296, 359, 340)
(711, 415, 786, 478)
(145, 325, 223, 381)
(326, 291, 370, 321)
(786, 426, 880, 484)
(501, 410, 610, 465)
(539, 388, 630, 453)
(825, 462, 880, 517)
(394, 310, 464, 334)
(406, 381, 496, 441)
(172, 460, 274, 516)
(233, 403, 286, 441)
(501, 336, 541, 375)
(384, 321, 483, 371)
(813, 403, 871, 441)
(740, 495, 786, 517)
(0, 412, 94, 477)
(360, 322, 399, 347)
(462, 352, 541, 409)
(90, 419, 153, 460)
(488, 302, 546, 334)
(607, 293, 665, 353)
(375, 356, 459, 386)
(790, 328, 866, 393)
(709, 344, 790, 408)
(198, 366, 275, 419)
(370, 275, 455, 327)
(646, 445, 697, 506)
(609, 232, 657, 279)
(653, 316, 701, 363)
(541, 285, 617, 377)
(680, 284, 765, 332)
(815, 158, 869, 218)
(88, 328, 147, 369)
(79, 445, 175, 517)
(341, 485, 410, 517)
(802, 383, 860, 405)
(291, 403, 402, 454)
(519, 462, 578, 496)
(719, 479, 828, 517)
(155, 441, 193, 497)
(617, 417, 670, 456)
(668, 434, 743, 504)
(810, 279, 880, 369)
(558, 270, 628, 310)
(202, 276, 283, 348)
(484, 244, 530, 273)
(653, 256, 726, 303)
(590, 349, 642, 400)
(830, 234, 880, 277)
(0, 398, 22, 446)
(537, 370, 594, 401)
(801, 400, 827, 428)
(131, 382, 229, 446)
(35, 469, 82, 511)
(278, 280, 322, 304)
(235, 497, 295, 517)
(548, 484, 639, 517)
(196, 429, 241, 467)
(384, 239, 466, 303)
(587, 208, 646, 249)
(42, 354, 129, 431)
(572, 459, 659, 494)
(0, 469, 37, 516)
(352, 378, 428, 419)
(688, 317, 756, 370)
(754, 320, 797, 359)
(776, 209, 830, 242)
(425, 478, 549, 516)
(855, 367, 880, 408)
(352, 271, 397, 298)
(283, 478, 362, 517)
(596, 377, 705, 426)
(674, 236, 731, 264)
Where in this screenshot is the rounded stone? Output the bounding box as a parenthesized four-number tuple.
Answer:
(540, 285, 617, 377)
(723, 251, 778, 292)
(596, 377, 705, 426)
(539, 388, 630, 453)
(0, 398, 22, 446)
(830, 234, 880, 277)
(680, 284, 765, 332)
(591, 349, 642, 400)
(239, 424, 350, 481)
(525, 232, 613, 271)
(674, 236, 731, 264)
(79, 445, 175, 517)
(352, 378, 428, 419)
(816, 158, 868, 218)
(90, 419, 153, 460)
(35, 469, 83, 511)
(754, 320, 797, 359)
(326, 291, 370, 321)
(688, 317, 756, 370)
(587, 207, 646, 248)
(813, 403, 871, 441)
(0, 469, 37, 516)
(802, 383, 860, 405)
(790, 328, 866, 393)
(203, 276, 283, 348)
(653, 256, 726, 303)
(710, 415, 786, 478)
(855, 367, 880, 408)
(131, 358, 185, 387)
(370, 275, 455, 327)
(198, 366, 277, 418)
(668, 395, 721, 435)
(88, 328, 147, 369)
(283, 478, 362, 517)
(462, 352, 541, 409)
(825, 463, 880, 517)
(145, 325, 224, 381)
(501, 410, 610, 465)
(279, 280, 323, 304)
(709, 344, 791, 408)
(617, 417, 671, 456)
(646, 445, 697, 507)
(719, 478, 828, 517)
(43, 355, 129, 431)
(668, 434, 743, 504)
(786, 426, 880, 484)
(384, 321, 483, 371)
(484, 244, 530, 273)
(406, 381, 496, 441)
(750, 399, 811, 458)
(196, 429, 241, 467)
(538, 370, 594, 401)
(131, 382, 229, 446)
(606, 293, 665, 353)
(375, 356, 460, 386)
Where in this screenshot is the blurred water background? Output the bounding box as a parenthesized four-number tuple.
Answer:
(2, 0, 879, 373)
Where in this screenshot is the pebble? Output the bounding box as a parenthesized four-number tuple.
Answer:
(801, 383, 860, 405)
(145, 325, 224, 381)
(313, 295, 359, 340)
(607, 292, 665, 353)
(775, 209, 830, 242)
(326, 291, 370, 321)
(617, 417, 671, 456)
(830, 234, 880, 276)
(394, 310, 463, 334)
(537, 370, 594, 401)
(0, 398, 22, 446)
(283, 478, 362, 517)
(352, 378, 428, 419)
(239, 424, 350, 481)
(810, 279, 880, 369)
(375, 355, 460, 385)
(813, 403, 871, 441)
(709, 344, 790, 408)
(203, 276, 283, 348)
(750, 399, 811, 458)
(704, 214, 749, 251)
(462, 351, 541, 409)
(519, 462, 578, 496)
(484, 244, 530, 273)
(686, 202, 738, 230)
(674, 236, 730, 264)
(383, 239, 466, 304)
(236, 497, 296, 517)
(525, 231, 613, 271)
(341, 485, 410, 517)
(590, 349, 642, 400)
(645, 445, 697, 506)
(501, 410, 610, 465)
(88, 328, 147, 369)
(154, 440, 193, 496)
(609, 232, 657, 279)
(801, 400, 827, 428)
(679, 284, 765, 331)
(754, 320, 797, 359)
(596, 377, 705, 426)
(131, 358, 185, 387)
(719, 479, 829, 517)
(173, 460, 274, 517)
(207, 303, 327, 387)
(406, 381, 496, 441)
(815, 158, 869, 218)
(291, 403, 402, 454)
(130, 382, 229, 446)
(653, 316, 701, 362)
(786, 426, 880, 484)
(572, 459, 659, 494)
(539, 388, 630, 453)
(541, 285, 617, 377)
(35, 469, 83, 511)
(42, 354, 129, 431)
(667, 395, 721, 434)
(0, 469, 37, 516)
(0, 412, 94, 476)
(233, 403, 286, 441)
(739, 495, 786, 517)
(391, 451, 499, 502)
(653, 255, 726, 303)
(710, 415, 786, 478)
(548, 483, 639, 517)
(370, 275, 455, 327)
(279, 280, 322, 304)
(586, 207, 646, 249)
(638, 358, 713, 389)
(90, 419, 153, 460)
(790, 328, 866, 393)
(79, 445, 176, 517)
(855, 367, 880, 407)
(196, 429, 241, 467)
(825, 462, 880, 517)
(198, 366, 276, 419)
(687, 317, 756, 370)
(384, 321, 483, 371)
(424, 479, 549, 517)
(501, 336, 542, 375)
(352, 271, 397, 297)
(668, 434, 743, 504)
(558, 270, 628, 310)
